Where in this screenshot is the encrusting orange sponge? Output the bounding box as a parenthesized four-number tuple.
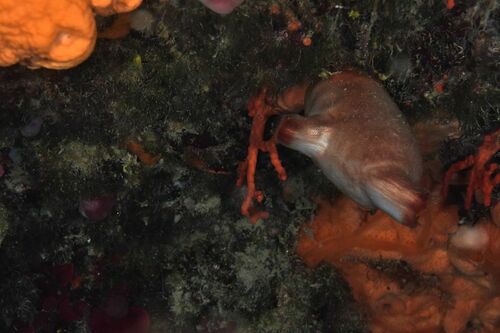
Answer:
(91, 0, 142, 16)
(0, 0, 142, 69)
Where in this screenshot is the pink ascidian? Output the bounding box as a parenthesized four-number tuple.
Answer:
(198, 0, 244, 15)
(238, 70, 424, 225)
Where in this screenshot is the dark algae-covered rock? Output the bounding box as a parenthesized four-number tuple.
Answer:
(0, 1, 499, 332)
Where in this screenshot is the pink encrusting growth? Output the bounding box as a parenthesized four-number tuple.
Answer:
(238, 71, 425, 225)
(89, 287, 150, 333)
(198, 0, 244, 15)
(79, 195, 116, 221)
(17, 263, 87, 332)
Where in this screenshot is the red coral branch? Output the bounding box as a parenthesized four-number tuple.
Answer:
(442, 129, 499, 209)
(237, 88, 287, 223)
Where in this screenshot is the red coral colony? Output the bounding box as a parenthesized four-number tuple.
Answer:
(236, 87, 288, 223)
(442, 129, 500, 209)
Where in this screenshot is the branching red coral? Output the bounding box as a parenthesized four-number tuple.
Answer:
(236, 88, 287, 223)
(442, 129, 500, 209)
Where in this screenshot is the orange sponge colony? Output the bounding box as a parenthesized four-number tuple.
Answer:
(91, 0, 142, 16)
(0, 0, 142, 69)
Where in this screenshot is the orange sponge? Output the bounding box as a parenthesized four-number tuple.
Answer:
(0, 0, 142, 69)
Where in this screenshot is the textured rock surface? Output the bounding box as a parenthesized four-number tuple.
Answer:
(0, 1, 498, 332)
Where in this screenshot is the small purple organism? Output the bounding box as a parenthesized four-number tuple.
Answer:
(20, 116, 43, 138)
(198, 0, 244, 15)
(79, 195, 116, 221)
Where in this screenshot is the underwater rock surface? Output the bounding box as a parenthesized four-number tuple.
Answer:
(0, 0, 499, 332)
